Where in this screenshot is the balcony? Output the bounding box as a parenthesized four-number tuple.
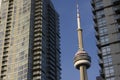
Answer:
(95, 6, 104, 11)
(98, 50, 102, 59)
(34, 37, 41, 42)
(118, 25, 120, 31)
(99, 70, 105, 78)
(33, 52, 41, 56)
(33, 71, 40, 76)
(94, 23, 98, 31)
(6, 29, 10, 33)
(1, 73, 6, 78)
(35, 12, 41, 16)
(34, 25, 41, 29)
(4, 39, 9, 43)
(112, 0, 120, 5)
(3, 50, 8, 53)
(34, 42, 42, 47)
(7, 21, 11, 24)
(3, 53, 8, 58)
(5, 36, 10, 40)
(33, 61, 41, 66)
(2, 64, 7, 68)
(33, 46, 42, 51)
(33, 76, 41, 80)
(35, 17, 42, 21)
(33, 65, 41, 70)
(34, 21, 42, 25)
(3, 55, 8, 59)
(9, 2, 13, 6)
(35, 9, 42, 13)
(6, 27, 11, 31)
(8, 11, 12, 16)
(3, 48, 8, 53)
(7, 17, 12, 21)
(5, 33, 10, 37)
(8, 11, 12, 15)
(99, 59, 104, 68)
(93, 15, 97, 23)
(33, 56, 41, 61)
(95, 31, 99, 38)
(4, 45, 9, 49)
(91, 0, 95, 7)
(1, 67, 7, 73)
(35, 1, 42, 5)
(92, 7, 96, 15)
(2, 59, 7, 64)
(7, 23, 11, 27)
(34, 33, 42, 38)
(35, 5, 42, 10)
(8, 7, 13, 10)
(114, 7, 120, 14)
(34, 29, 42, 34)
(115, 15, 120, 22)
(34, 23, 42, 27)
(96, 40, 101, 48)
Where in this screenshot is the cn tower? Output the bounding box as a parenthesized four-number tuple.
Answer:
(73, 2, 91, 80)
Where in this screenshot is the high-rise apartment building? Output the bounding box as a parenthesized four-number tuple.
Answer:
(92, 0, 120, 80)
(0, 0, 61, 80)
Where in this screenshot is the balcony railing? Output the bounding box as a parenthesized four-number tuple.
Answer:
(99, 59, 103, 68)
(33, 61, 41, 65)
(99, 70, 105, 78)
(33, 56, 41, 61)
(33, 76, 41, 80)
(98, 50, 102, 59)
(118, 25, 120, 30)
(33, 71, 41, 76)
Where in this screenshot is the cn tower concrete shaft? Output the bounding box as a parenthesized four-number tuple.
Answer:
(77, 29, 83, 51)
(73, 2, 91, 80)
(80, 66, 88, 80)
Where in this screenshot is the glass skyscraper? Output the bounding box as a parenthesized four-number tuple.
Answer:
(0, 0, 61, 80)
(92, 0, 120, 80)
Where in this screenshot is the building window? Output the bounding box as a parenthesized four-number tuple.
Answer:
(118, 33, 120, 40)
(97, 17, 106, 27)
(99, 27, 108, 36)
(95, 0, 104, 9)
(113, 5, 120, 14)
(103, 55, 112, 66)
(96, 10, 105, 18)
(101, 46, 111, 56)
(106, 77, 115, 80)
(105, 66, 114, 77)
(100, 35, 109, 44)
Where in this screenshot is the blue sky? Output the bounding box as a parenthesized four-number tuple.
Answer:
(52, 0, 99, 80)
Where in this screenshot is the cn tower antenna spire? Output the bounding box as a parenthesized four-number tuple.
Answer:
(74, 1, 91, 80)
(76, 2, 81, 29)
(76, 1, 84, 51)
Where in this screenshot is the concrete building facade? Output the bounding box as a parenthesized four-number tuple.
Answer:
(0, 0, 61, 80)
(92, 0, 120, 80)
